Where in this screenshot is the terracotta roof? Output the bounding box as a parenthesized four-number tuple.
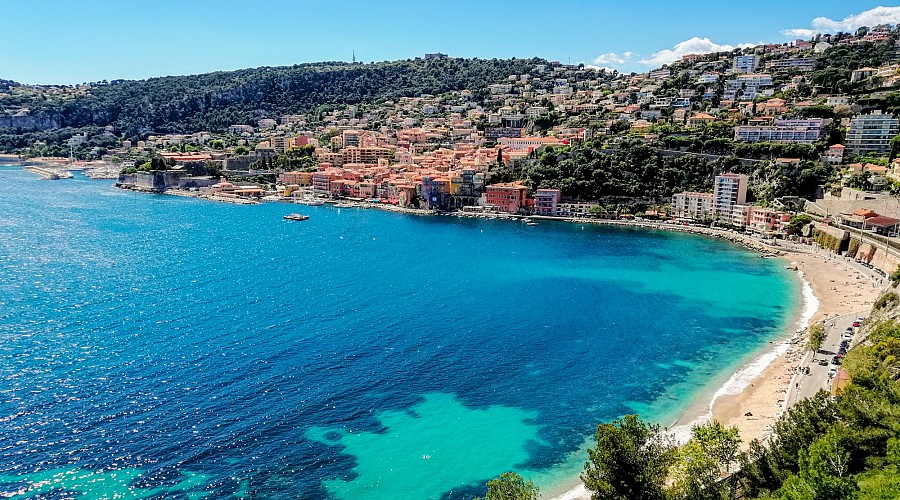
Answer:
(866, 216, 900, 227)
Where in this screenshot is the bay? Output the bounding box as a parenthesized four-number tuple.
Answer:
(0, 167, 799, 499)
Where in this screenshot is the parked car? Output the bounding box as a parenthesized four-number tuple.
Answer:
(853, 321, 861, 328)
(819, 359, 829, 366)
(832, 356, 842, 365)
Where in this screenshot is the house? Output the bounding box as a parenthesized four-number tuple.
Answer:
(687, 113, 717, 128)
(822, 144, 846, 165)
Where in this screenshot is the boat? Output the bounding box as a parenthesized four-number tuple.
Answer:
(283, 213, 309, 221)
(526, 222, 539, 226)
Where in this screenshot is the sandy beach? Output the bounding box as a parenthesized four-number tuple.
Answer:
(547, 242, 882, 500)
(708, 248, 881, 448)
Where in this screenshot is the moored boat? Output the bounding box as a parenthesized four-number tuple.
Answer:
(283, 213, 310, 221)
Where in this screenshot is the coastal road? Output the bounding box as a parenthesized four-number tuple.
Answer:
(787, 311, 866, 406)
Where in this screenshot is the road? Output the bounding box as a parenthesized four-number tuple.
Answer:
(786, 311, 866, 406)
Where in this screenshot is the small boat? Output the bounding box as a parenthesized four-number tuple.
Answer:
(526, 222, 539, 226)
(283, 213, 309, 221)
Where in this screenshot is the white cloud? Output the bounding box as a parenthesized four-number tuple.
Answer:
(638, 37, 750, 66)
(583, 64, 618, 72)
(782, 6, 900, 38)
(592, 51, 634, 66)
(781, 28, 820, 39)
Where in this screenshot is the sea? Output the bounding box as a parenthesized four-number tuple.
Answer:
(0, 167, 802, 499)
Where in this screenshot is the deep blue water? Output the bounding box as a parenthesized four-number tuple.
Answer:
(0, 167, 799, 499)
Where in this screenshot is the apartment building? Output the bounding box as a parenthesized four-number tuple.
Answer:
(713, 173, 748, 218)
(533, 189, 561, 215)
(734, 118, 828, 143)
(765, 58, 815, 72)
(846, 112, 900, 155)
(672, 192, 715, 220)
(733, 55, 759, 74)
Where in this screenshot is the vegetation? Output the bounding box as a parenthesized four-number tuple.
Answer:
(0, 57, 544, 152)
(813, 229, 844, 253)
(582, 414, 674, 500)
(874, 292, 899, 311)
(890, 265, 900, 284)
(807, 322, 827, 352)
(490, 140, 833, 203)
(578, 297, 900, 500)
(474, 472, 539, 500)
(786, 214, 813, 234)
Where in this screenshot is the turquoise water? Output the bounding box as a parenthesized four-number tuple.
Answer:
(0, 167, 799, 499)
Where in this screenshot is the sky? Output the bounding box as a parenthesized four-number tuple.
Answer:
(2, 1, 900, 85)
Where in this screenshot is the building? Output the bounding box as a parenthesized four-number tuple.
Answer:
(497, 137, 562, 151)
(687, 113, 717, 128)
(846, 112, 900, 155)
(733, 55, 759, 74)
(823, 144, 846, 165)
(485, 182, 530, 213)
(749, 207, 780, 235)
(765, 58, 815, 72)
(734, 118, 828, 143)
(714, 173, 748, 218)
(533, 189, 561, 215)
(672, 192, 715, 220)
(556, 202, 595, 217)
(723, 74, 773, 100)
(851, 67, 878, 83)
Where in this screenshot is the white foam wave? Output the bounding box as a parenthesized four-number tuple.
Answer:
(665, 270, 818, 443)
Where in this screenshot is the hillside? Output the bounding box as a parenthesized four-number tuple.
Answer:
(0, 57, 543, 137)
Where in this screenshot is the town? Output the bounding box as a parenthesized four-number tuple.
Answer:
(8, 26, 900, 253)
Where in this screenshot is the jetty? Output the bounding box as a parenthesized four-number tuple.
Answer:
(24, 166, 73, 180)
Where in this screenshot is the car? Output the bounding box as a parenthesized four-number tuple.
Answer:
(832, 356, 842, 365)
(853, 321, 861, 327)
(818, 359, 829, 366)
(829, 367, 837, 377)
(838, 348, 847, 355)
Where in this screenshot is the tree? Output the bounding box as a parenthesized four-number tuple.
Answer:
(890, 265, 900, 284)
(473, 472, 539, 500)
(786, 214, 813, 234)
(668, 439, 725, 500)
(889, 135, 900, 163)
(692, 420, 741, 473)
(807, 322, 827, 353)
(778, 427, 858, 500)
(582, 414, 673, 500)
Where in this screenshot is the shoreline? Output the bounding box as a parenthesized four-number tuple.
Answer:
(113, 184, 879, 499)
(131, 186, 790, 257)
(545, 246, 880, 500)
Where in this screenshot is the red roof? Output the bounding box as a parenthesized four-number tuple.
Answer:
(866, 216, 900, 228)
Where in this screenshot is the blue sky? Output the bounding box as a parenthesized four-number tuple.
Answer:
(2, 1, 899, 85)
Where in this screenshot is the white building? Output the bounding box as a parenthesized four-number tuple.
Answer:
(846, 112, 900, 155)
(673, 192, 715, 220)
(733, 55, 759, 74)
(713, 173, 748, 218)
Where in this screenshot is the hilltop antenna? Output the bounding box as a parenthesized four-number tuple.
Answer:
(353, 50, 356, 63)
